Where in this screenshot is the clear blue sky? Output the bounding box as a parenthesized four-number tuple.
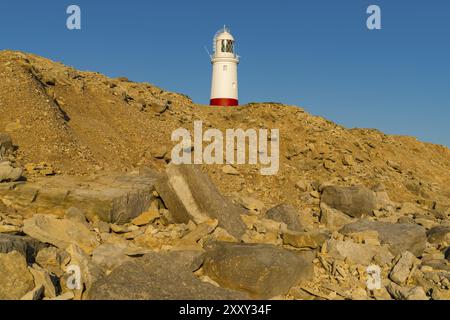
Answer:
(1, 0, 449, 147)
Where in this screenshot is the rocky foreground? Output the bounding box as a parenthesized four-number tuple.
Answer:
(0, 51, 449, 300)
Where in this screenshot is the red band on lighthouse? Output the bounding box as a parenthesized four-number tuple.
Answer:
(210, 98, 239, 107)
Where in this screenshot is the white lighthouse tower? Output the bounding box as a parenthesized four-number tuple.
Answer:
(210, 26, 239, 106)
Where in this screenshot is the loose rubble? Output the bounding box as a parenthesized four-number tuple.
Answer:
(0, 50, 449, 300)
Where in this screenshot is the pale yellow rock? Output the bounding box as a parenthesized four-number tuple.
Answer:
(346, 230, 380, 245)
(342, 154, 355, 166)
(134, 233, 165, 251)
(110, 224, 139, 234)
(414, 218, 436, 230)
(241, 230, 281, 245)
(241, 214, 259, 229)
(210, 227, 238, 242)
(0, 224, 21, 233)
(29, 264, 57, 298)
(283, 230, 330, 249)
(239, 196, 264, 213)
(254, 218, 282, 235)
(131, 209, 160, 226)
(181, 219, 218, 242)
(23, 214, 99, 255)
(222, 165, 239, 175)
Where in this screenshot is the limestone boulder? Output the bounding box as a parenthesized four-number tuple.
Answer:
(155, 164, 246, 238)
(202, 241, 314, 299)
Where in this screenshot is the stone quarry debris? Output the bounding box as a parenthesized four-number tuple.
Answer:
(0, 51, 449, 301)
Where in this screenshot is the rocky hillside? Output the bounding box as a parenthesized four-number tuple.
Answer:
(0, 50, 449, 300)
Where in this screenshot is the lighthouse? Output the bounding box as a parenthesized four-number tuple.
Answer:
(210, 26, 239, 106)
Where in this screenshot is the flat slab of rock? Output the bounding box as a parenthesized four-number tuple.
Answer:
(321, 185, 377, 218)
(155, 164, 246, 238)
(282, 229, 331, 249)
(23, 214, 100, 254)
(88, 250, 249, 300)
(326, 239, 394, 265)
(340, 220, 427, 257)
(202, 242, 314, 299)
(0, 171, 161, 224)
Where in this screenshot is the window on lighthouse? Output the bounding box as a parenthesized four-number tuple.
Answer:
(220, 40, 234, 53)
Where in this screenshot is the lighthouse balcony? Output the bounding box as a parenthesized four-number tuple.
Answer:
(211, 56, 239, 64)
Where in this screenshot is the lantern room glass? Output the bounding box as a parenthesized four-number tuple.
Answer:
(221, 40, 234, 53)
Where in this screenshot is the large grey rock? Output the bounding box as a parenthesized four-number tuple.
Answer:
(0, 234, 47, 263)
(321, 185, 377, 218)
(202, 241, 314, 299)
(155, 164, 246, 238)
(0, 251, 34, 300)
(23, 215, 100, 255)
(0, 171, 161, 224)
(265, 204, 305, 231)
(88, 250, 249, 300)
(340, 220, 427, 257)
